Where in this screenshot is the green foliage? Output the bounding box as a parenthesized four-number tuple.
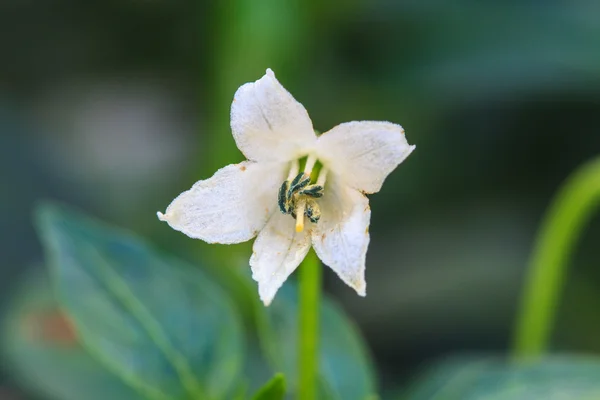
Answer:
(258, 283, 377, 400)
(4, 153, 600, 400)
(251, 374, 286, 400)
(34, 203, 245, 400)
(402, 356, 600, 400)
(2, 203, 379, 400)
(2, 271, 146, 400)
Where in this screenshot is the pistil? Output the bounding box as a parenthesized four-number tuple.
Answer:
(295, 198, 306, 232)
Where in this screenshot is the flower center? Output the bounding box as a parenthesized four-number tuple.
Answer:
(277, 155, 328, 233)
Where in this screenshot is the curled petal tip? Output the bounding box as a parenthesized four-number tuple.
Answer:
(157, 211, 167, 221)
(355, 282, 367, 297)
(260, 293, 274, 307)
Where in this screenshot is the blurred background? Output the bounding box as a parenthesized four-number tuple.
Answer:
(2, 0, 600, 398)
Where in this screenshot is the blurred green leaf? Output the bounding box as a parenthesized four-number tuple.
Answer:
(403, 355, 600, 400)
(241, 336, 279, 395)
(250, 373, 286, 400)
(258, 283, 376, 400)
(35, 203, 245, 400)
(2, 270, 146, 400)
(225, 338, 278, 400)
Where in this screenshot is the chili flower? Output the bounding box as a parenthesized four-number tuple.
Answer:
(158, 69, 415, 305)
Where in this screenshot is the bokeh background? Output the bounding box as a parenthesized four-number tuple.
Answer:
(2, 0, 600, 398)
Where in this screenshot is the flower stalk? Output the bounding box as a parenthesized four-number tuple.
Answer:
(298, 250, 321, 400)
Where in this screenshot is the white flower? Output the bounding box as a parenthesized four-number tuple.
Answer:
(158, 69, 415, 306)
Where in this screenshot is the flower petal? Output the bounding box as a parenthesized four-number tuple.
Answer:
(157, 161, 285, 244)
(250, 211, 311, 306)
(231, 69, 317, 162)
(316, 121, 415, 194)
(311, 177, 371, 296)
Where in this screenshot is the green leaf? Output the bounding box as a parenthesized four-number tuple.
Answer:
(2, 270, 146, 400)
(241, 337, 279, 395)
(258, 283, 376, 400)
(35, 203, 245, 400)
(403, 355, 600, 400)
(251, 374, 286, 400)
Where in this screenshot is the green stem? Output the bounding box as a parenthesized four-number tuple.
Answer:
(298, 250, 321, 400)
(512, 156, 600, 357)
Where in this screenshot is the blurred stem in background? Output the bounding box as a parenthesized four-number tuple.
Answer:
(298, 251, 321, 400)
(513, 156, 600, 357)
(207, 0, 309, 173)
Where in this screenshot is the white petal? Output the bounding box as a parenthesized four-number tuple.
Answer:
(157, 161, 285, 244)
(316, 121, 415, 194)
(231, 69, 317, 162)
(250, 211, 311, 306)
(311, 177, 371, 296)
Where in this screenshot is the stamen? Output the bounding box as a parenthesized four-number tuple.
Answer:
(287, 159, 299, 180)
(316, 167, 329, 187)
(278, 181, 291, 213)
(299, 185, 323, 198)
(304, 154, 317, 174)
(295, 198, 306, 232)
(277, 157, 327, 229)
(278, 160, 301, 215)
(288, 172, 310, 199)
(305, 198, 321, 223)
